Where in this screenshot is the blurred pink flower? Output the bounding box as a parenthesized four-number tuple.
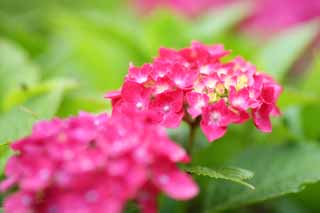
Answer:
(244, 0, 320, 32)
(0, 112, 198, 213)
(106, 41, 282, 142)
(133, 0, 233, 17)
(133, 0, 320, 32)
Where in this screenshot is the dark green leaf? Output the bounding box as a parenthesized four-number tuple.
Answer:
(205, 143, 320, 212)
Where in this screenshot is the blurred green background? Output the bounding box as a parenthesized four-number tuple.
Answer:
(1, 0, 320, 212)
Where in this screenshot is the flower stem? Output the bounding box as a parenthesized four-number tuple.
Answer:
(186, 117, 200, 155)
(187, 124, 197, 155)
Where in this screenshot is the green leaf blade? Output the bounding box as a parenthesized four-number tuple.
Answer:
(185, 166, 255, 190)
(204, 143, 320, 212)
(0, 39, 39, 111)
(0, 79, 72, 144)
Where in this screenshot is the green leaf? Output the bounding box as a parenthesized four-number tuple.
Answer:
(189, 2, 250, 41)
(185, 166, 255, 190)
(41, 13, 140, 91)
(302, 54, 320, 95)
(0, 12, 49, 56)
(283, 107, 305, 141)
(278, 88, 320, 109)
(204, 143, 320, 212)
(0, 79, 72, 144)
(142, 10, 190, 53)
(159, 195, 187, 213)
(83, 12, 150, 62)
(299, 55, 320, 140)
(0, 39, 39, 111)
(124, 201, 140, 213)
(2, 79, 76, 112)
(268, 198, 310, 213)
(255, 21, 319, 82)
(0, 142, 12, 173)
(301, 105, 320, 140)
(57, 91, 108, 117)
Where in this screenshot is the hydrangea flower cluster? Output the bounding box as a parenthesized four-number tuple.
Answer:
(106, 41, 282, 141)
(0, 112, 198, 213)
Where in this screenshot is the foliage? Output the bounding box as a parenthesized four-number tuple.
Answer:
(205, 143, 320, 212)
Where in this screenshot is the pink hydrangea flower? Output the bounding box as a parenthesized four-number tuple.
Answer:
(106, 41, 282, 142)
(0, 112, 198, 213)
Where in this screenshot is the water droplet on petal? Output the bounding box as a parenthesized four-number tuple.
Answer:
(163, 105, 170, 113)
(136, 102, 144, 110)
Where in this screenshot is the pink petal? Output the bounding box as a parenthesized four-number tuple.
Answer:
(252, 104, 273, 132)
(233, 109, 250, 124)
(127, 63, 152, 84)
(152, 60, 171, 80)
(104, 90, 122, 107)
(150, 90, 184, 128)
(161, 110, 184, 128)
(186, 91, 209, 118)
(200, 120, 228, 142)
(152, 163, 198, 200)
(121, 81, 152, 111)
(229, 87, 250, 111)
(104, 90, 121, 99)
(136, 183, 159, 213)
(0, 176, 17, 192)
(158, 47, 184, 62)
(152, 138, 189, 163)
(168, 64, 198, 89)
(261, 84, 276, 104)
(4, 192, 34, 213)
